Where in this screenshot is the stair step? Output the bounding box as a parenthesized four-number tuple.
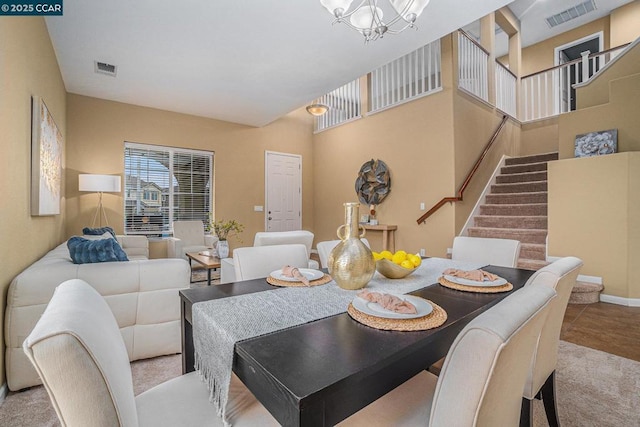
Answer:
(518, 258, 549, 271)
(485, 192, 548, 205)
(496, 171, 547, 184)
(491, 181, 547, 194)
(569, 281, 604, 304)
(480, 203, 547, 216)
(504, 152, 559, 166)
(468, 227, 548, 244)
(475, 215, 548, 229)
(501, 162, 548, 175)
(520, 243, 546, 260)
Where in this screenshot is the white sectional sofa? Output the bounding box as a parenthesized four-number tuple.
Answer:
(4, 236, 190, 391)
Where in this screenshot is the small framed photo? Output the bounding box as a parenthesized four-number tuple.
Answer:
(575, 129, 617, 158)
(359, 214, 370, 224)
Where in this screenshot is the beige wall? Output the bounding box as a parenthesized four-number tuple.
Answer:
(576, 42, 640, 110)
(0, 17, 67, 386)
(312, 36, 457, 258)
(520, 118, 559, 156)
(559, 72, 640, 159)
(548, 153, 640, 299)
(610, 1, 640, 46)
(451, 91, 520, 231)
(521, 17, 610, 76)
(65, 95, 315, 254)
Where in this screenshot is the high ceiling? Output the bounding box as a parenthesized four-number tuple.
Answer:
(45, 0, 633, 127)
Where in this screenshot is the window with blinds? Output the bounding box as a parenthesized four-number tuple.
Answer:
(124, 142, 213, 236)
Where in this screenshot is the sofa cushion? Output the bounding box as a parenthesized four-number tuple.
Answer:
(67, 236, 129, 264)
(83, 226, 117, 238)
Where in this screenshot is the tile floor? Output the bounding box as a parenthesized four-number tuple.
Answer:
(561, 302, 640, 362)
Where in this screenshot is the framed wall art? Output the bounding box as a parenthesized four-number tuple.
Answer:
(31, 96, 62, 216)
(574, 129, 617, 158)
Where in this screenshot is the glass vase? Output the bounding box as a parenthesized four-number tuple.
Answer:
(328, 202, 375, 290)
(217, 240, 229, 259)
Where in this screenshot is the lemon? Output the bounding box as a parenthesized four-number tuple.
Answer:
(380, 250, 393, 261)
(409, 254, 422, 268)
(391, 251, 407, 265)
(372, 251, 384, 261)
(400, 260, 414, 270)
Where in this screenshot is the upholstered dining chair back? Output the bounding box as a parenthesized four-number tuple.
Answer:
(317, 238, 370, 269)
(233, 244, 309, 282)
(253, 230, 314, 254)
(23, 279, 280, 427)
(523, 256, 583, 399)
(430, 285, 556, 426)
(23, 279, 139, 426)
(451, 236, 521, 268)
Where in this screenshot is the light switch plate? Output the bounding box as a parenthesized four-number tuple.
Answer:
(254, 206, 264, 212)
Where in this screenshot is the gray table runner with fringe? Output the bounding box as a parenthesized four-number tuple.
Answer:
(192, 258, 482, 425)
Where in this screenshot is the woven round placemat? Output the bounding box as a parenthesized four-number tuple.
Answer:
(347, 298, 447, 331)
(266, 273, 333, 287)
(438, 276, 513, 293)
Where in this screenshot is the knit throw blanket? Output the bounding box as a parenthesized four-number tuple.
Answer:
(192, 258, 482, 425)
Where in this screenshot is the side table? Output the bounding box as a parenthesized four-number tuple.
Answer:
(362, 224, 397, 253)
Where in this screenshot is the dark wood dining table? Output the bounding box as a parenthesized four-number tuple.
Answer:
(179, 264, 535, 427)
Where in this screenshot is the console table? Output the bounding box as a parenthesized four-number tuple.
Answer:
(362, 224, 397, 252)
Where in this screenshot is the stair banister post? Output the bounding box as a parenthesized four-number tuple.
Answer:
(580, 50, 590, 83)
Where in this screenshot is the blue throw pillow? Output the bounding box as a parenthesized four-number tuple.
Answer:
(82, 226, 116, 238)
(67, 236, 129, 264)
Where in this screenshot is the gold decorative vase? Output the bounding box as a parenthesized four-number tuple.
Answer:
(328, 202, 375, 290)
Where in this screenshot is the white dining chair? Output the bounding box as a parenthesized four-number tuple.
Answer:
(339, 284, 556, 426)
(253, 230, 319, 269)
(233, 244, 310, 282)
(23, 279, 279, 427)
(317, 238, 371, 269)
(521, 256, 583, 427)
(451, 236, 521, 268)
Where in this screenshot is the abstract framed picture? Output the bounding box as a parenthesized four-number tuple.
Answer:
(574, 129, 617, 158)
(31, 96, 62, 216)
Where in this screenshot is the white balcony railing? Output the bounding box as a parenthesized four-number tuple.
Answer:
(495, 61, 517, 118)
(369, 39, 442, 114)
(458, 31, 489, 102)
(521, 43, 629, 122)
(314, 78, 361, 132)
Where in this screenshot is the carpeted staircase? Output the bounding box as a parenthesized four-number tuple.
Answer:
(466, 151, 603, 303)
(467, 152, 557, 270)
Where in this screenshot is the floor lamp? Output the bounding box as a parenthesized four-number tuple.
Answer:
(79, 174, 121, 227)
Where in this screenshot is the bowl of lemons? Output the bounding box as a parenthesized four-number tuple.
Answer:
(373, 250, 422, 279)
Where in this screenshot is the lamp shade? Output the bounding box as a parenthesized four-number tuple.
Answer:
(78, 174, 121, 192)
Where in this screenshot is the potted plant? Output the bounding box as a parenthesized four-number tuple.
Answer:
(210, 219, 244, 258)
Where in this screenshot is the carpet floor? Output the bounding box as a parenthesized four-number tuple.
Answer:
(1, 341, 638, 426)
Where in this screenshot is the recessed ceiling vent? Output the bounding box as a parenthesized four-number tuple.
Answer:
(546, 0, 597, 28)
(94, 61, 117, 77)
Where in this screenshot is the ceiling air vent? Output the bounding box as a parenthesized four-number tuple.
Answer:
(94, 61, 117, 77)
(546, 0, 597, 28)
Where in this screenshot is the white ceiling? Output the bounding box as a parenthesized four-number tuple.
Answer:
(45, 0, 633, 127)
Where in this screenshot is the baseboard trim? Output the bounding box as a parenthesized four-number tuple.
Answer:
(0, 382, 8, 404)
(576, 274, 603, 285)
(600, 294, 640, 307)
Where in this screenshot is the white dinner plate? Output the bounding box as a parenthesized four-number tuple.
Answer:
(270, 268, 324, 282)
(444, 274, 507, 287)
(352, 294, 433, 320)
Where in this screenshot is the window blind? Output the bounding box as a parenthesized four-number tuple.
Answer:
(124, 143, 213, 236)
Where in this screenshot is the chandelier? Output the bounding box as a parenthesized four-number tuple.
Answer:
(319, 0, 431, 42)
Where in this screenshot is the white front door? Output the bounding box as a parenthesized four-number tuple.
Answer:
(265, 151, 302, 231)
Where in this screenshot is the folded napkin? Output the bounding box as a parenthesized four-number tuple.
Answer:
(282, 265, 310, 286)
(443, 268, 500, 282)
(357, 290, 417, 314)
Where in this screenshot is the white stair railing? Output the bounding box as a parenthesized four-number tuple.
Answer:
(495, 61, 517, 118)
(457, 31, 489, 102)
(521, 43, 629, 122)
